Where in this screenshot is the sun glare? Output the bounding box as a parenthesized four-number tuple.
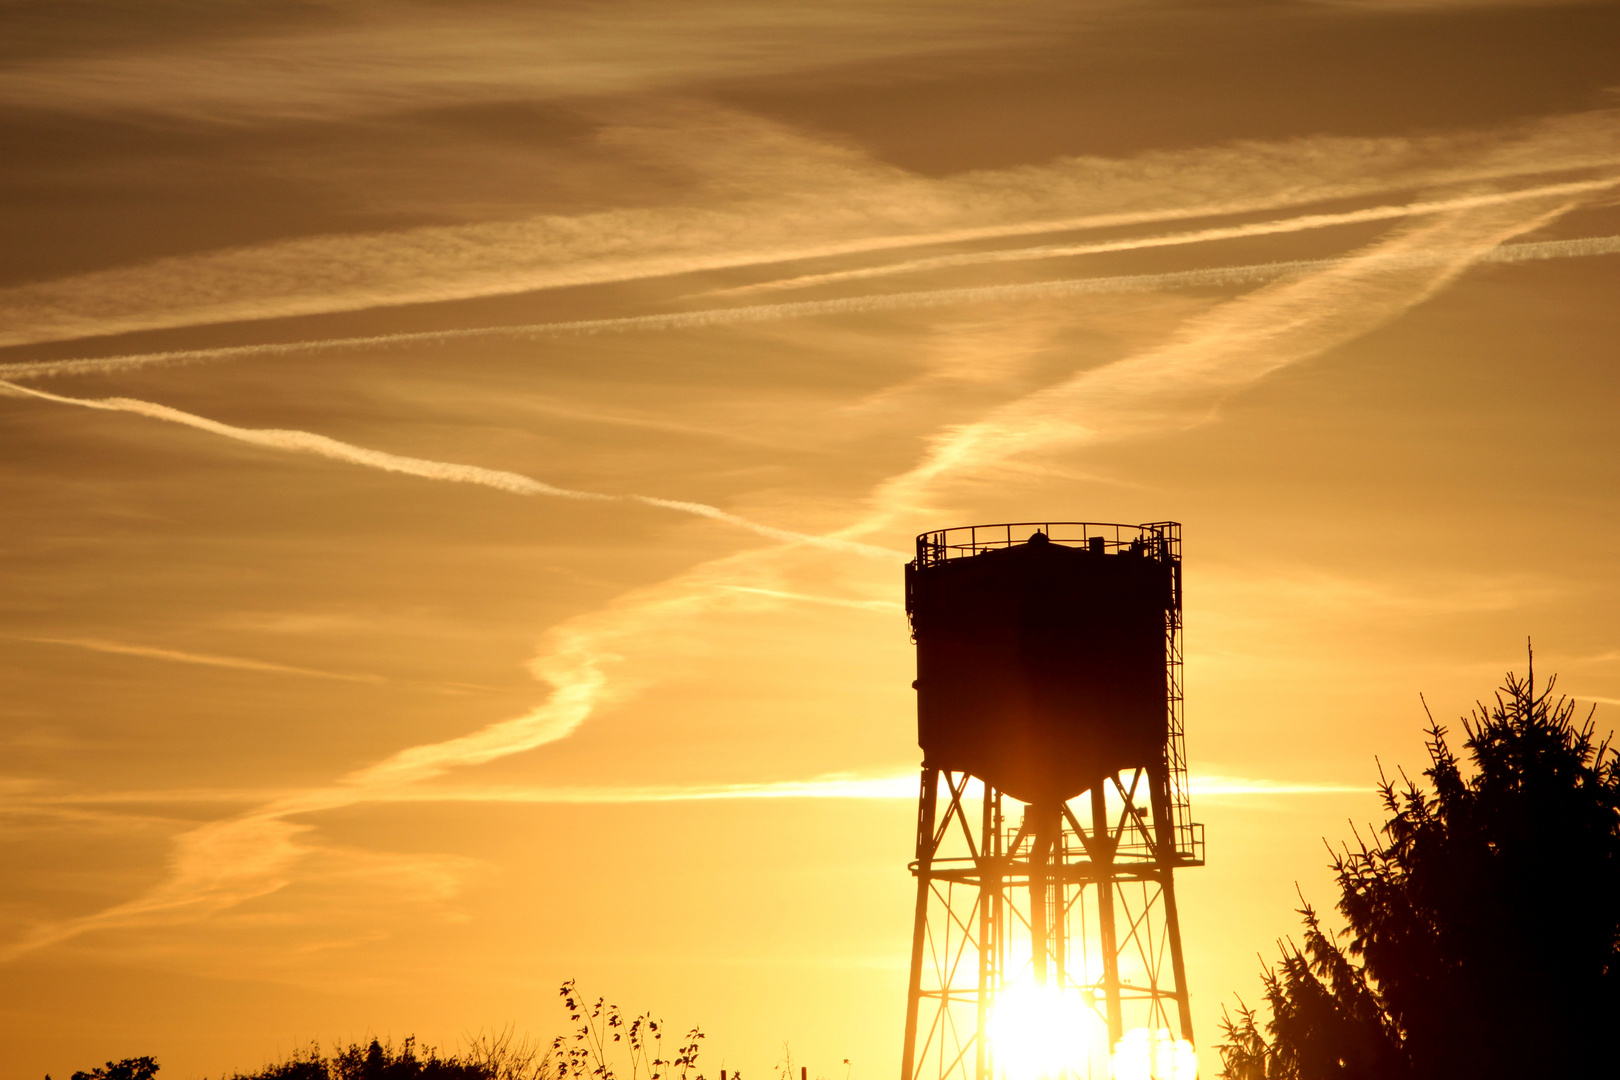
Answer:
(986, 982, 1106, 1080)
(1111, 1028, 1198, 1080)
(986, 987, 1198, 1080)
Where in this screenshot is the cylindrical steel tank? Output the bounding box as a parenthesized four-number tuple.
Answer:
(905, 522, 1179, 806)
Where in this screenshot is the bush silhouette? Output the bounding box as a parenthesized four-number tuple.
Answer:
(69, 1059, 159, 1080)
(217, 1036, 531, 1080)
(1219, 658, 1620, 1080)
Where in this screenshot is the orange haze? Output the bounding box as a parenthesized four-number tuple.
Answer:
(2, 2, 1619, 1077)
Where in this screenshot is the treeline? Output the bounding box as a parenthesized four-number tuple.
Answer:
(217, 1036, 529, 1080)
(62, 983, 710, 1080)
(66, 1035, 540, 1080)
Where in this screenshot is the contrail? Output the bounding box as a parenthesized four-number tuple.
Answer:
(18, 635, 501, 694)
(0, 379, 902, 560)
(3, 182, 1605, 962)
(717, 178, 1620, 294)
(719, 585, 904, 612)
(0, 771, 1367, 809)
(1192, 776, 1368, 796)
(383, 774, 921, 803)
(364, 772, 1367, 802)
(20, 636, 386, 684)
(0, 379, 604, 498)
(840, 190, 1587, 539)
(4, 129, 1617, 353)
(4, 233, 1616, 383)
(0, 554, 765, 959)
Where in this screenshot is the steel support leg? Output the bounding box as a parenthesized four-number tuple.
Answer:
(901, 767, 940, 1080)
(1091, 784, 1125, 1045)
(975, 785, 995, 1080)
(1150, 767, 1194, 1041)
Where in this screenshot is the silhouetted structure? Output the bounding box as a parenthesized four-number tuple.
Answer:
(901, 523, 1203, 1080)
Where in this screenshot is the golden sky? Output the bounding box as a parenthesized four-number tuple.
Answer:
(3, 1, 1619, 1076)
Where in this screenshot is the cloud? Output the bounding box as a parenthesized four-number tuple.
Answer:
(1, 106, 1615, 349)
(7, 232, 1615, 382)
(7, 196, 1504, 957)
(9, 108, 1618, 966)
(0, 748, 1359, 958)
(847, 195, 1589, 528)
(0, 378, 902, 560)
(0, 3, 1054, 123)
(0, 548, 818, 958)
(0, 630, 603, 958)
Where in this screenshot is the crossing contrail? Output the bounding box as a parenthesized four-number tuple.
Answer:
(2, 183, 1593, 962)
(717, 178, 1620, 294)
(0, 379, 903, 560)
(3, 233, 1615, 383)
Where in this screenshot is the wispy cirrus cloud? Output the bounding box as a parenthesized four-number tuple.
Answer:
(0, 107, 1615, 350)
(0, 754, 1360, 956)
(0, 3, 1059, 123)
(0, 548, 819, 959)
(849, 196, 1587, 527)
(7, 107, 1618, 967)
(4, 203, 1553, 960)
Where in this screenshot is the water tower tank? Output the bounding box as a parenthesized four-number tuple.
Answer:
(905, 522, 1179, 806)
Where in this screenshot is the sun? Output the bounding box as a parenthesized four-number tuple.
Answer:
(1112, 1028, 1199, 1080)
(985, 982, 1106, 1080)
(985, 984, 1199, 1080)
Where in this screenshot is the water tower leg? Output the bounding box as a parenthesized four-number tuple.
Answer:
(1028, 804, 1057, 986)
(1150, 767, 1194, 1041)
(974, 784, 995, 1080)
(901, 766, 939, 1080)
(1160, 869, 1194, 1038)
(1091, 784, 1125, 1045)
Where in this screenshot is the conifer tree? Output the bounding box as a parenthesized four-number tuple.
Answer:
(1219, 657, 1620, 1080)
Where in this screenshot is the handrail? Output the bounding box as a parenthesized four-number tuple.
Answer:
(914, 521, 1179, 567)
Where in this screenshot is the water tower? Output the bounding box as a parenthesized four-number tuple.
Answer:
(900, 522, 1203, 1080)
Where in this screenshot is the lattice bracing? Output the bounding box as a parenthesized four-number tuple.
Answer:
(902, 767, 1201, 1080)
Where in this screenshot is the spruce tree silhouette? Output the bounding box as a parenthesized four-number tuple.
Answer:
(1219, 654, 1620, 1080)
